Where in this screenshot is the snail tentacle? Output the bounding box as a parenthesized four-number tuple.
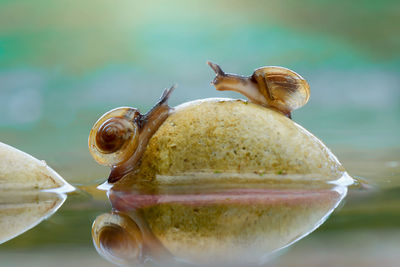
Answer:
(207, 61, 267, 106)
(207, 61, 225, 76)
(139, 85, 176, 126)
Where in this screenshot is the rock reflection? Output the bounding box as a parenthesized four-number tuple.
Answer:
(0, 190, 67, 244)
(93, 175, 352, 266)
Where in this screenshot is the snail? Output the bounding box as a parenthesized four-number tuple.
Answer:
(88, 86, 175, 183)
(207, 61, 310, 118)
(89, 62, 349, 186)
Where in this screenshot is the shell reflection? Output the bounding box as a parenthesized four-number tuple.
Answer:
(93, 176, 351, 266)
(93, 213, 144, 266)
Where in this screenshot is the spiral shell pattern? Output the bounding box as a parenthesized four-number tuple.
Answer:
(89, 107, 140, 166)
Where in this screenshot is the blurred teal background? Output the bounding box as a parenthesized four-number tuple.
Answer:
(0, 0, 399, 184)
(1, 1, 400, 266)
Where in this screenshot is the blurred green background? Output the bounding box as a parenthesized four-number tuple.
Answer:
(0, 1, 400, 265)
(0, 0, 399, 183)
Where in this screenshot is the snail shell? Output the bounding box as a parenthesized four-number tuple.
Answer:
(252, 66, 310, 116)
(88, 107, 140, 166)
(92, 212, 144, 265)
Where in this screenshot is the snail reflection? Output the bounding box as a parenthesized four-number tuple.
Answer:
(92, 177, 351, 266)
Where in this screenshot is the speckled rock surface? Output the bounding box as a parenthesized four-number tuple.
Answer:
(0, 142, 68, 190)
(119, 98, 345, 184)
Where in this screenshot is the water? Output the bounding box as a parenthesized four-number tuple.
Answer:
(95, 179, 349, 266)
(2, 160, 399, 267)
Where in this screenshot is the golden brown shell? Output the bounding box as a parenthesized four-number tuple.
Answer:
(88, 107, 140, 166)
(252, 66, 310, 116)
